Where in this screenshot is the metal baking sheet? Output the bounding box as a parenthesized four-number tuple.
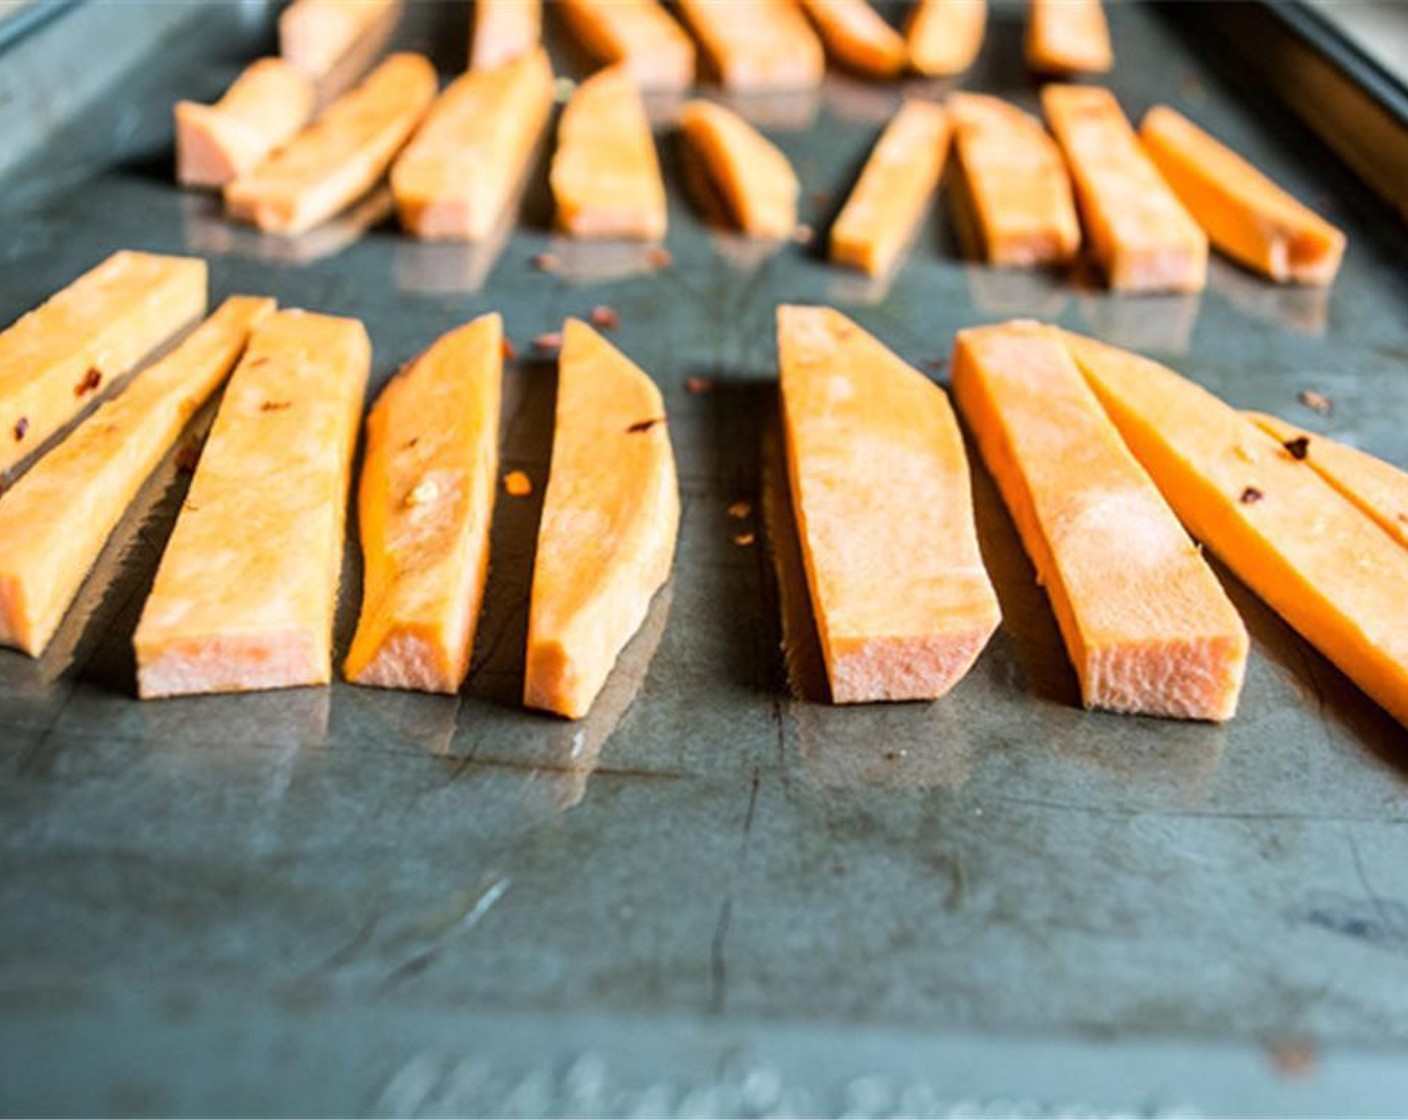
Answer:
(3, 2, 1408, 1115)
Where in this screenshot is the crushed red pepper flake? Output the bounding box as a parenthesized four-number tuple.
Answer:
(647, 246, 673, 268)
(260, 400, 293, 412)
(533, 331, 563, 352)
(403, 436, 420, 450)
(1240, 486, 1264, 504)
(174, 439, 203, 473)
(503, 470, 532, 497)
(727, 500, 752, 519)
(75, 368, 102, 396)
(502, 338, 517, 361)
(589, 305, 620, 330)
(1298, 388, 1332, 414)
(12, 416, 27, 442)
(732, 531, 755, 547)
(1283, 436, 1310, 461)
(685, 375, 715, 394)
(626, 417, 664, 434)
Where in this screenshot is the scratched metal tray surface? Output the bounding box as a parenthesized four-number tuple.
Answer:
(3, 1, 1408, 1116)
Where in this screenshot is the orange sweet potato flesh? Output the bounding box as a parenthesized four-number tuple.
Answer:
(779, 305, 1000, 703)
(1247, 412, 1408, 552)
(1043, 85, 1206, 293)
(558, 0, 695, 90)
(392, 48, 553, 240)
(676, 0, 825, 91)
(1141, 106, 1346, 286)
(0, 297, 274, 658)
(799, 0, 907, 79)
(345, 314, 502, 693)
(949, 92, 1080, 266)
(0, 250, 207, 477)
(907, 0, 985, 77)
(280, 0, 402, 77)
(550, 65, 668, 240)
(225, 52, 437, 235)
(134, 310, 370, 699)
(470, 0, 541, 70)
(1064, 331, 1408, 731)
(679, 100, 799, 239)
(1025, 0, 1111, 74)
(176, 59, 315, 189)
(831, 99, 950, 276)
(952, 322, 1247, 720)
(524, 319, 679, 719)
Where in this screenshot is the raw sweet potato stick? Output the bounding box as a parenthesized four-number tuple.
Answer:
(952, 321, 1248, 720)
(1064, 331, 1408, 731)
(778, 305, 1000, 703)
(1043, 84, 1206, 292)
(524, 320, 679, 719)
(1247, 412, 1408, 552)
(345, 314, 502, 692)
(948, 92, 1080, 266)
(225, 52, 437, 235)
(907, 0, 986, 77)
(392, 48, 553, 240)
(1025, 0, 1112, 74)
(1141, 106, 1346, 285)
(558, 0, 695, 90)
(0, 297, 274, 657)
(280, 0, 402, 77)
(175, 59, 316, 188)
(831, 99, 951, 276)
(134, 310, 370, 698)
(0, 250, 207, 476)
(550, 65, 668, 240)
(798, 0, 907, 79)
(679, 100, 799, 239)
(470, 0, 541, 70)
(676, 0, 825, 91)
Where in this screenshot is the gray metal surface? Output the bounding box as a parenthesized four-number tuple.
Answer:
(3, 2, 1408, 1116)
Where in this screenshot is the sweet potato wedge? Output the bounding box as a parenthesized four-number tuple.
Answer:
(0, 297, 273, 657)
(134, 310, 370, 698)
(225, 52, 437, 235)
(1140, 106, 1346, 285)
(1043, 84, 1206, 292)
(1025, 0, 1111, 74)
(953, 322, 1247, 720)
(676, 0, 825, 91)
(1064, 331, 1408, 731)
(799, 0, 907, 79)
(949, 92, 1080, 267)
(778, 305, 1000, 703)
(470, 0, 541, 70)
(524, 319, 679, 719)
(558, 0, 695, 90)
(906, 0, 986, 77)
(345, 314, 502, 692)
(550, 64, 668, 240)
(392, 48, 553, 240)
(175, 59, 316, 189)
(0, 250, 207, 477)
(831, 99, 950, 276)
(679, 99, 799, 239)
(1247, 412, 1408, 552)
(280, 0, 402, 77)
